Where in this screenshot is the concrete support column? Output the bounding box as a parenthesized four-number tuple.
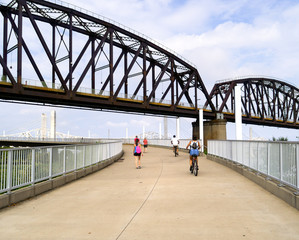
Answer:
(235, 84, 242, 140)
(194, 119, 227, 150)
(176, 117, 180, 139)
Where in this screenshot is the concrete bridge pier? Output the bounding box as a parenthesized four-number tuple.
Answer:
(192, 119, 227, 151)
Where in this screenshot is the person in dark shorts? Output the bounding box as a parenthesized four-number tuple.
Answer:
(143, 138, 148, 152)
(133, 138, 143, 169)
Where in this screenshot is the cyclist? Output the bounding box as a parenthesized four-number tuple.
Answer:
(186, 136, 200, 171)
(171, 135, 180, 155)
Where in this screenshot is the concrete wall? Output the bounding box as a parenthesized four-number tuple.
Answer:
(207, 154, 299, 211)
(193, 119, 227, 149)
(0, 151, 124, 210)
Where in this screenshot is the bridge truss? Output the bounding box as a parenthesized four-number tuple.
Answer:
(1, 0, 299, 130)
(0, 0, 215, 118)
(205, 77, 299, 128)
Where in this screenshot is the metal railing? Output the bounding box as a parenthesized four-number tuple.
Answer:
(0, 141, 122, 194)
(0, 78, 200, 110)
(0, 136, 102, 143)
(215, 75, 295, 86)
(121, 138, 203, 151)
(208, 140, 299, 191)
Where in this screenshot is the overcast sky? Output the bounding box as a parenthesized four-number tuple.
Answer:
(0, 0, 299, 141)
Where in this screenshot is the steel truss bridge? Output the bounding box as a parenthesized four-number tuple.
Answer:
(0, 0, 215, 119)
(0, 0, 298, 129)
(205, 77, 299, 128)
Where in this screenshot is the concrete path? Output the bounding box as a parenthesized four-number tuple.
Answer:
(0, 145, 299, 240)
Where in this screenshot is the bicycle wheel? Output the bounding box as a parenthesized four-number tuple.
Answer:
(190, 159, 194, 174)
(193, 157, 198, 176)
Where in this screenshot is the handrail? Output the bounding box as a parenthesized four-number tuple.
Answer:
(0, 141, 122, 194)
(207, 140, 299, 192)
(215, 75, 295, 86)
(121, 138, 206, 152)
(0, 78, 202, 109)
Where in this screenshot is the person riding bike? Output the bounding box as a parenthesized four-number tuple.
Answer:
(171, 135, 180, 155)
(186, 136, 200, 171)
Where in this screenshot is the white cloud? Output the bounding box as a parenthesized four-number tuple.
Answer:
(106, 121, 128, 127)
(129, 119, 151, 127)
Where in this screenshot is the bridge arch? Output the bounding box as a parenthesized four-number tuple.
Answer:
(205, 76, 299, 128)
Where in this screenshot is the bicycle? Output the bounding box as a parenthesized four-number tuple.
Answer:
(173, 146, 178, 157)
(190, 154, 198, 176)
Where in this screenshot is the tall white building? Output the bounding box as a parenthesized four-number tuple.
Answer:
(50, 110, 56, 139)
(41, 113, 47, 139)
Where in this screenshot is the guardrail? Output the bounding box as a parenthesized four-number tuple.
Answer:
(208, 140, 299, 192)
(0, 141, 122, 194)
(121, 138, 204, 152)
(1, 78, 201, 109)
(0, 136, 102, 143)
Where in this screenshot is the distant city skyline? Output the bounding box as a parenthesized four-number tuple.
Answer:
(0, 101, 297, 142)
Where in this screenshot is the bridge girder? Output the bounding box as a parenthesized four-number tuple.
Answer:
(0, 0, 216, 119)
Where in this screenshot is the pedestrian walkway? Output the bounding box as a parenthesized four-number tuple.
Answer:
(0, 145, 299, 240)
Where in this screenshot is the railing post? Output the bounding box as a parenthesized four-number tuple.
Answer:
(296, 144, 299, 192)
(257, 142, 259, 171)
(267, 143, 271, 176)
(49, 148, 53, 180)
(74, 146, 77, 171)
(31, 149, 35, 185)
(249, 141, 251, 168)
(7, 151, 12, 193)
(109, 143, 111, 159)
(83, 146, 86, 167)
(63, 146, 66, 174)
(280, 143, 283, 183)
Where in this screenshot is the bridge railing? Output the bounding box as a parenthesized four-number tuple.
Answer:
(1, 78, 198, 109)
(121, 138, 202, 151)
(208, 140, 299, 191)
(0, 141, 122, 194)
(0, 136, 102, 143)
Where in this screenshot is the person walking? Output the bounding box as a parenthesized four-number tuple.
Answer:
(143, 137, 148, 152)
(133, 138, 143, 169)
(134, 135, 139, 143)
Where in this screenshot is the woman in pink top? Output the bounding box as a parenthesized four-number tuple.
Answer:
(133, 138, 143, 169)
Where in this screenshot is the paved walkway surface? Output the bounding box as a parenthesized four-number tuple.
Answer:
(0, 145, 299, 240)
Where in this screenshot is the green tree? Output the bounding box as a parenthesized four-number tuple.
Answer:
(271, 137, 288, 141)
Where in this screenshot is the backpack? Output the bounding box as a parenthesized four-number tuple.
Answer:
(192, 141, 198, 149)
(135, 145, 141, 154)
